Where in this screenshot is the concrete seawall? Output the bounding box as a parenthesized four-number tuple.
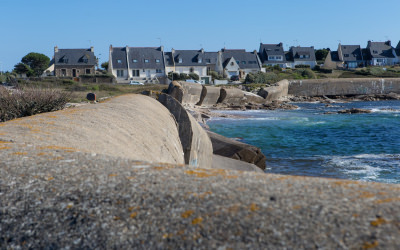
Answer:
(289, 78, 400, 96)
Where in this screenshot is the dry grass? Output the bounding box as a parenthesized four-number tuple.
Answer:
(0, 86, 71, 122)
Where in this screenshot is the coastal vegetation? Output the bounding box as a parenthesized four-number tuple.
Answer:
(13, 53, 50, 77)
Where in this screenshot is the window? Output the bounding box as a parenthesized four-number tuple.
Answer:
(205, 59, 211, 63)
(241, 61, 246, 64)
(132, 70, 140, 76)
(230, 62, 234, 66)
(377, 59, 384, 62)
(178, 58, 182, 63)
(373, 50, 378, 54)
(132, 59, 138, 63)
(198, 58, 202, 63)
(275, 49, 280, 51)
(144, 59, 149, 63)
(190, 67, 194, 73)
(236, 61, 240, 65)
(117, 70, 124, 77)
(155, 59, 160, 63)
(156, 69, 162, 73)
(85, 69, 91, 74)
(268, 56, 275, 60)
(61, 69, 67, 76)
(63, 58, 68, 63)
(83, 58, 88, 63)
(344, 54, 349, 57)
(117, 59, 122, 64)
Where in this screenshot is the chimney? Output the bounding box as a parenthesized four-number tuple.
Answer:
(385, 40, 391, 46)
(279, 42, 283, 47)
(109, 45, 113, 52)
(90, 46, 94, 52)
(160, 46, 164, 52)
(54, 46, 59, 53)
(171, 48, 175, 54)
(201, 48, 204, 54)
(253, 50, 257, 54)
(367, 40, 372, 47)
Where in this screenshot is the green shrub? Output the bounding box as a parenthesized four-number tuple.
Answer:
(0, 86, 70, 122)
(295, 64, 311, 68)
(188, 73, 199, 80)
(245, 72, 278, 84)
(301, 69, 316, 79)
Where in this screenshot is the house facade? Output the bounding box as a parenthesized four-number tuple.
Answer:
(366, 41, 398, 66)
(288, 46, 317, 68)
(338, 44, 364, 69)
(54, 46, 96, 77)
(259, 43, 290, 68)
(108, 45, 166, 83)
(216, 49, 262, 79)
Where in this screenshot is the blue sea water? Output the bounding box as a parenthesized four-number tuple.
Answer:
(208, 100, 400, 184)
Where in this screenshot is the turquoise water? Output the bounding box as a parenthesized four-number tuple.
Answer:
(208, 101, 400, 184)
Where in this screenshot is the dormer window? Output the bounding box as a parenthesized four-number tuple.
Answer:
(132, 59, 138, 63)
(206, 59, 211, 63)
(344, 54, 349, 57)
(155, 59, 160, 63)
(236, 61, 240, 64)
(241, 61, 246, 64)
(83, 58, 88, 63)
(198, 58, 202, 63)
(117, 59, 122, 64)
(62, 58, 68, 63)
(144, 59, 149, 63)
(178, 58, 182, 63)
(373, 50, 378, 54)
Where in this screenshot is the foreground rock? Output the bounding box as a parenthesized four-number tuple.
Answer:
(258, 79, 289, 102)
(1, 149, 399, 249)
(207, 131, 267, 170)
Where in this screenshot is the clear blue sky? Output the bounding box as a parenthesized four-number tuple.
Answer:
(1, 0, 399, 71)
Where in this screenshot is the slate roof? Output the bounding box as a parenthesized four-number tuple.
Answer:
(55, 49, 96, 66)
(221, 49, 261, 69)
(329, 51, 340, 62)
(290, 46, 316, 62)
(258, 43, 286, 63)
(339, 45, 363, 62)
(367, 41, 395, 59)
(111, 47, 165, 69)
(128, 47, 165, 69)
(172, 50, 207, 66)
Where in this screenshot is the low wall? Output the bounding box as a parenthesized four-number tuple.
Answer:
(289, 78, 400, 97)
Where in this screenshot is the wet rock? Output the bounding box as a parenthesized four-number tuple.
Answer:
(338, 108, 372, 114)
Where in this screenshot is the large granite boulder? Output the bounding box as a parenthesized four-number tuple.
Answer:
(0, 94, 185, 165)
(218, 88, 246, 104)
(167, 81, 184, 103)
(179, 81, 203, 106)
(197, 85, 221, 107)
(207, 131, 267, 170)
(244, 91, 265, 104)
(258, 79, 289, 101)
(157, 93, 213, 168)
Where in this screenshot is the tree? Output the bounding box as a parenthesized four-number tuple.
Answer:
(101, 61, 109, 71)
(315, 48, 330, 61)
(21, 52, 50, 77)
(13, 63, 33, 76)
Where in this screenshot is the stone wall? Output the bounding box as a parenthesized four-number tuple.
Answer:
(289, 78, 400, 96)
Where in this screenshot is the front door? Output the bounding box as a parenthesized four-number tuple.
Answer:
(72, 69, 77, 77)
(146, 70, 151, 78)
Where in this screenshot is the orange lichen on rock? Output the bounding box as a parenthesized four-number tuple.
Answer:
(374, 197, 400, 204)
(370, 217, 387, 227)
(249, 203, 260, 212)
(11, 152, 28, 156)
(191, 217, 203, 225)
(362, 240, 379, 249)
(181, 210, 195, 218)
(37, 145, 77, 152)
(130, 212, 138, 219)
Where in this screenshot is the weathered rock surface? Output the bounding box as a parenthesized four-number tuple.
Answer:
(0, 94, 185, 165)
(218, 88, 246, 104)
(243, 91, 265, 104)
(258, 79, 289, 101)
(167, 81, 184, 103)
(212, 154, 264, 173)
(157, 93, 213, 168)
(338, 108, 372, 114)
(207, 131, 267, 170)
(179, 81, 203, 105)
(1, 148, 399, 249)
(197, 85, 221, 106)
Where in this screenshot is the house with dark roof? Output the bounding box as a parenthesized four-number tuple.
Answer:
(366, 41, 398, 66)
(54, 46, 96, 77)
(164, 49, 218, 84)
(323, 51, 342, 69)
(258, 43, 290, 68)
(108, 45, 166, 83)
(215, 49, 262, 79)
(395, 41, 400, 62)
(337, 44, 364, 69)
(287, 46, 317, 68)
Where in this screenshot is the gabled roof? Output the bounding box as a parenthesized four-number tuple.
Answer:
(55, 48, 96, 66)
(367, 41, 395, 59)
(339, 45, 363, 62)
(290, 46, 316, 62)
(259, 43, 286, 63)
(329, 51, 341, 62)
(128, 47, 165, 69)
(221, 49, 261, 69)
(111, 46, 165, 69)
(172, 49, 206, 66)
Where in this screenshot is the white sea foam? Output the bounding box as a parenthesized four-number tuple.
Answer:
(369, 108, 400, 113)
(323, 154, 399, 182)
